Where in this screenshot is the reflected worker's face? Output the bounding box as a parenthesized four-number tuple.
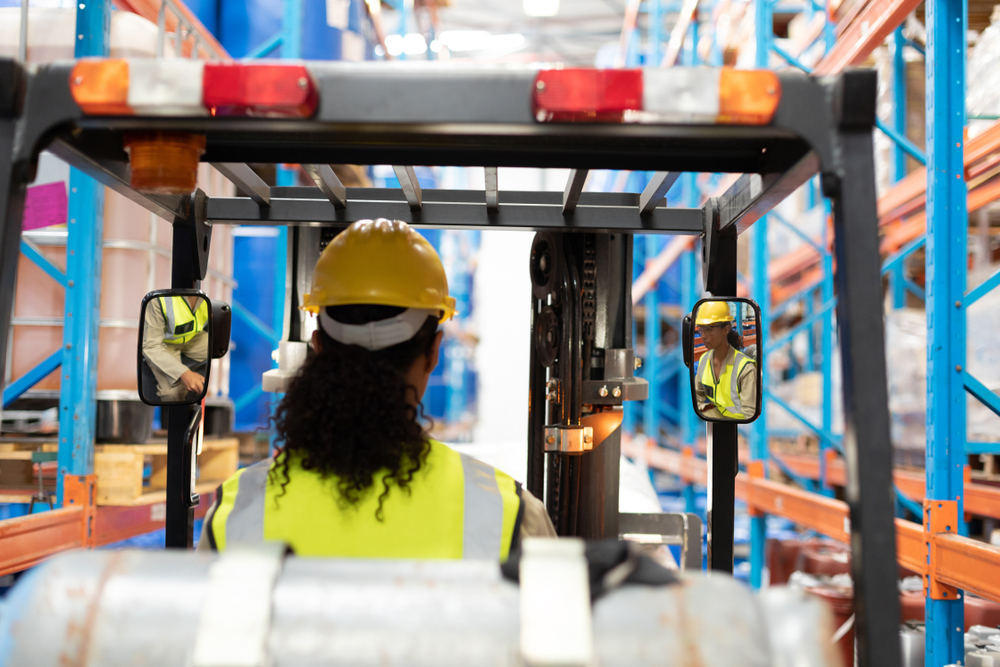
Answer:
(698, 322, 730, 351)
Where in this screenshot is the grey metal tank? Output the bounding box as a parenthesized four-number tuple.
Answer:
(0, 548, 838, 667)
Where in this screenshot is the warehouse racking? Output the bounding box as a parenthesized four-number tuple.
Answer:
(619, 0, 1000, 664)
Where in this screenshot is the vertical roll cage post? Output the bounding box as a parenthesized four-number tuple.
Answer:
(0, 60, 897, 666)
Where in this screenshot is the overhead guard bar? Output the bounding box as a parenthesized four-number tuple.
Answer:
(639, 172, 680, 214)
(392, 166, 422, 210)
(303, 164, 347, 210)
(212, 163, 271, 207)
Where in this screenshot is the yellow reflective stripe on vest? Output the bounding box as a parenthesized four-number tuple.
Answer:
(699, 350, 753, 418)
(211, 440, 520, 560)
(159, 296, 208, 345)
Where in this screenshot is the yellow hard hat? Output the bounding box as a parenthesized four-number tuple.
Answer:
(301, 219, 457, 321)
(695, 301, 733, 325)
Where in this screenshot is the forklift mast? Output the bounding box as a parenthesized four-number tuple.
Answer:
(526, 231, 643, 539)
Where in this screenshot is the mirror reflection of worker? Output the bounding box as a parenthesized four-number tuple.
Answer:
(693, 301, 757, 420)
(199, 219, 555, 559)
(142, 295, 209, 402)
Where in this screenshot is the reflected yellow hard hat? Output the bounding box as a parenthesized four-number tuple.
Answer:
(695, 301, 733, 325)
(301, 219, 457, 321)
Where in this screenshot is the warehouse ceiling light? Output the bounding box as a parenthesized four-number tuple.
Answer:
(402, 33, 428, 55)
(523, 0, 559, 17)
(385, 33, 428, 56)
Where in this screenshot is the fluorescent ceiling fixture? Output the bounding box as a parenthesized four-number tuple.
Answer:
(385, 34, 403, 57)
(438, 30, 526, 53)
(402, 33, 427, 55)
(523, 0, 559, 16)
(385, 33, 427, 56)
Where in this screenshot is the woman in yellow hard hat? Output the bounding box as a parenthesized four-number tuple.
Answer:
(693, 300, 757, 420)
(201, 219, 554, 560)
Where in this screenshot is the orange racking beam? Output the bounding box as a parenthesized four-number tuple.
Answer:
(625, 441, 1000, 603)
(115, 0, 229, 60)
(0, 476, 216, 577)
(772, 117, 1000, 295)
(95, 491, 216, 547)
(813, 0, 923, 75)
(772, 451, 1000, 520)
(746, 464, 852, 542)
(895, 517, 924, 574)
(0, 506, 87, 577)
(934, 534, 1000, 603)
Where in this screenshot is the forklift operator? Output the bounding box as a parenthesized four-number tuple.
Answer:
(199, 219, 555, 559)
(693, 301, 757, 420)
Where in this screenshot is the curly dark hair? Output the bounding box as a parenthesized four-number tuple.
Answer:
(727, 325, 743, 350)
(270, 304, 439, 520)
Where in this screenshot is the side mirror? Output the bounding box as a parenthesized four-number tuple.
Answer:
(137, 289, 230, 407)
(684, 297, 762, 424)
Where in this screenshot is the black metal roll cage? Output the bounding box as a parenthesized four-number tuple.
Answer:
(0, 59, 899, 666)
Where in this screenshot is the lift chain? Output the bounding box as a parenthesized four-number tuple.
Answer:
(581, 235, 596, 342)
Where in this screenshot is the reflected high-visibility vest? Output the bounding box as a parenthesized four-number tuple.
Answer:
(208, 440, 524, 561)
(698, 349, 755, 419)
(159, 296, 208, 345)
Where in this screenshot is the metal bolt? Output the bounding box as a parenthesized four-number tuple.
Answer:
(767, 86, 776, 95)
(612, 386, 622, 398)
(584, 434, 593, 444)
(598, 385, 608, 397)
(67, 280, 74, 287)
(546, 435, 556, 445)
(546, 380, 557, 392)
(634, 357, 642, 369)
(956, 365, 963, 372)
(546, 392, 556, 402)
(65, 343, 72, 350)
(535, 80, 546, 92)
(955, 301, 962, 308)
(298, 77, 308, 89)
(74, 76, 83, 85)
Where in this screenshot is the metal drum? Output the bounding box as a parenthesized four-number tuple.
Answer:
(0, 548, 839, 667)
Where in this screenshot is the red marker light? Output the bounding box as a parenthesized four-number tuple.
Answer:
(203, 63, 318, 118)
(533, 69, 643, 122)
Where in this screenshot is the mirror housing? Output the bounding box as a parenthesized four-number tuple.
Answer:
(684, 297, 762, 424)
(210, 300, 232, 359)
(137, 289, 229, 407)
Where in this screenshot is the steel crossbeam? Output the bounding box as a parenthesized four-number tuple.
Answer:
(204, 188, 704, 233)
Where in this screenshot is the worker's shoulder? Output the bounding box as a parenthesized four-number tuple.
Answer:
(427, 440, 524, 491)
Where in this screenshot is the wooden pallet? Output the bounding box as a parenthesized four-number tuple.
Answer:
(971, 453, 1000, 483)
(0, 442, 59, 502)
(94, 437, 239, 506)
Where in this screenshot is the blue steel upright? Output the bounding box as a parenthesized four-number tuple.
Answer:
(924, 0, 967, 661)
(891, 26, 908, 184)
(644, 234, 661, 444)
(748, 0, 772, 589)
(57, 0, 110, 506)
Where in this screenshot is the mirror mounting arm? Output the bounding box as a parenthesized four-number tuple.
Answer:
(171, 189, 212, 289)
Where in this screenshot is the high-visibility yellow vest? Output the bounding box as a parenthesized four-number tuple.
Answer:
(159, 296, 208, 345)
(698, 348, 755, 419)
(208, 440, 523, 561)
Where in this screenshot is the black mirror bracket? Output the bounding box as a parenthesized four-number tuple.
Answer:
(171, 188, 212, 288)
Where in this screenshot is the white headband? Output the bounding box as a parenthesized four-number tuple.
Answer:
(318, 308, 439, 351)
